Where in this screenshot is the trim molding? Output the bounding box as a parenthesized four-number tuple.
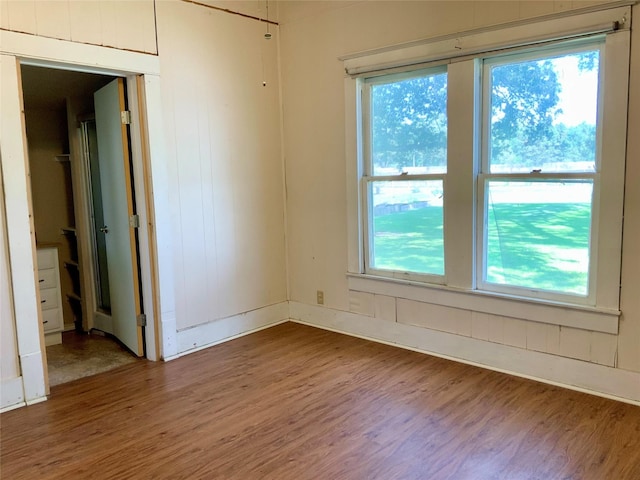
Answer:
(0, 29, 161, 75)
(289, 301, 640, 405)
(171, 302, 290, 358)
(340, 3, 632, 75)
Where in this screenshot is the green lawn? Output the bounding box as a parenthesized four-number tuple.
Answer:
(372, 202, 591, 294)
(373, 207, 444, 275)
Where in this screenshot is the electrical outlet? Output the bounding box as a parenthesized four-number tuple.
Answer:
(317, 290, 324, 305)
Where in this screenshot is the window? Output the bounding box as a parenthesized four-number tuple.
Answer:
(479, 45, 602, 302)
(363, 69, 447, 280)
(348, 6, 630, 325)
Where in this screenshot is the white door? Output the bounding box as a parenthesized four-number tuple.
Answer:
(94, 78, 144, 356)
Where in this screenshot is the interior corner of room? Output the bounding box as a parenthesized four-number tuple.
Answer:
(1, 0, 639, 415)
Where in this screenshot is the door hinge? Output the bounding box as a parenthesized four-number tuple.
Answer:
(129, 214, 140, 228)
(137, 314, 147, 327)
(121, 110, 132, 125)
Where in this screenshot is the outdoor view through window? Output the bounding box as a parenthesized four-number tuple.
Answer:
(369, 70, 447, 276)
(366, 46, 600, 296)
(484, 48, 599, 295)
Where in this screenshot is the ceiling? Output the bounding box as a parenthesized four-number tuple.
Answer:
(21, 65, 114, 110)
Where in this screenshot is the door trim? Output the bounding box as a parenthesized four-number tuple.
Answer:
(1, 31, 175, 405)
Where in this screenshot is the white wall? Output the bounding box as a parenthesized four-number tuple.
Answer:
(155, 1, 287, 335)
(279, 0, 640, 402)
(0, 0, 157, 54)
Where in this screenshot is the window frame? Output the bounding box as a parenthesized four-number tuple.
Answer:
(476, 41, 605, 305)
(344, 5, 630, 333)
(361, 66, 448, 284)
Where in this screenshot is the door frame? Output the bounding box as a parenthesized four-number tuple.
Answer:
(1, 29, 177, 405)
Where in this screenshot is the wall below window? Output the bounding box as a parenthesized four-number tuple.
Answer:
(279, 0, 640, 401)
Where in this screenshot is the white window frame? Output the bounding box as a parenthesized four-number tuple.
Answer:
(344, 5, 631, 333)
(361, 66, 448, 284)
(477, 41, 604, 306)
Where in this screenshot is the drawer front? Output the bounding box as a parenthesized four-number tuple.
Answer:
(37, 268, 58, 290)
(37, 248, 57, 270)
(39, 288, 59, 310)
(42, 308, 62, 332)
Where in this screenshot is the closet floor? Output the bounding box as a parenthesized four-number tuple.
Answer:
(46, 330, 138, 387)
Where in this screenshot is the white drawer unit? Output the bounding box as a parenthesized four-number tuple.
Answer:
(36, 247, 64, 345)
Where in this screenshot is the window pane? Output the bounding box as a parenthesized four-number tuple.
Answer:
(371, 72, 447, 176)
(370, 180, 444, 275)
(485, 181, 593, 295)
(489, 49, 599, 173)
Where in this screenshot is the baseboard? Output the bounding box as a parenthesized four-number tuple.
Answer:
(44, 331, 62, 346)
(171, 302, 290, 359)
(1, 377, 24, 412)
(289, 301, 640, 405)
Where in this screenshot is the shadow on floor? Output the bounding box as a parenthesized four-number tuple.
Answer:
(46, 331, 138, 387)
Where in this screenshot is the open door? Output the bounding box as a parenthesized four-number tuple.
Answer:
(94, 78, 144, 357)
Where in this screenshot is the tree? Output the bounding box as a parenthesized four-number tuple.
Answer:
(369, 49, 599, 173)
(489, 51, 599, 169)
(371, 73, 447, 172)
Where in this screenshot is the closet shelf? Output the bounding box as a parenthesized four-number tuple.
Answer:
(54, 154, 71, 162)
(66, 293, 82, 302)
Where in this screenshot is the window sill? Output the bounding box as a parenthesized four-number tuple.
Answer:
(347, 273, 620, 334)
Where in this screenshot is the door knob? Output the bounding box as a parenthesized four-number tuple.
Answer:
(100, 226, 109, 234)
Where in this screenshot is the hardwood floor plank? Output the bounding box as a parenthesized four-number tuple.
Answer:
(1, 322, 639, 479)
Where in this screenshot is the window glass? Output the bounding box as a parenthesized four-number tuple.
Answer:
(371, 72, 447, 176)
(488, 50, 600, 173)
(370, 180, 444, 275)
(485, 180, 593, 295)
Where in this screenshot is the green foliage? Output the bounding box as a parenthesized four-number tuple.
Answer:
(371, 73, 447, 171)
(490, 51, 599, 168)
(370, 50, 600, 171)
(491, 59, 560, 145)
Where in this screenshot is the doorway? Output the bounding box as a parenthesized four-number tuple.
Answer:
(21, 65, 146, 386)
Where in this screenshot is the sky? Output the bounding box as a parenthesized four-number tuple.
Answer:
(553, 54, 599, 127)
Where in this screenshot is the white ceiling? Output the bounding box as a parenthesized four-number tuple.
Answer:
(21, 65, 114, 110)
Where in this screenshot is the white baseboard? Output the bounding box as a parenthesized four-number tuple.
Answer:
(44, 331, 62, 346)
(1, 377, 24, 412)
(289, 301, 640, 405)
(171, 302, 290, 359)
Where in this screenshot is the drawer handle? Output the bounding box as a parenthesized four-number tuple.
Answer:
(41, 299, 46, 304)
(43, 320, 49, 324)
(39, 279, 45, 283)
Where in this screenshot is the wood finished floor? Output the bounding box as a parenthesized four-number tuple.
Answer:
(1, 322, 639, 480)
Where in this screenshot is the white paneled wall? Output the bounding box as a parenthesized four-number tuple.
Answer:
(156, 1, 286, 331)
(0, 0, 157, 54)
(348, 291, 619, 368)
